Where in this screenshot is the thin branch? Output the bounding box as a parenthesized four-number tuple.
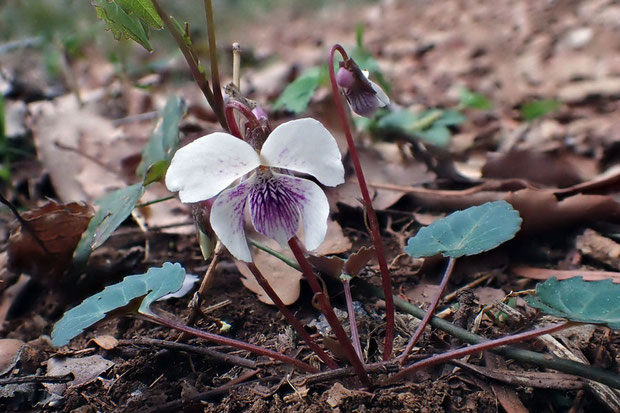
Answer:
(343, 278, 363, 360)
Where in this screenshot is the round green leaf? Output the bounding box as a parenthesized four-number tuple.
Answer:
(405, 201, 522, 258)
(525, 277, 620, 329)
(51, 262, 186, 347)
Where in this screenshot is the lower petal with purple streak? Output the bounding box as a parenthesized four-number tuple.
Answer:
(248, 171, 303, 246)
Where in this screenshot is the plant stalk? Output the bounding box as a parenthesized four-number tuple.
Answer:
(329, 44, 395, 359)
(139, 311, 317, 373)
(343, 277, 363, 360)
(399, 257, 456, 364)
(203, 0, 224, 111)
(389, 321, 574, 383)
(151, 0, 227, 129)
(288, 237, 370, 386)
(224, 100, 261, 140)
(244, 262, 339, 369)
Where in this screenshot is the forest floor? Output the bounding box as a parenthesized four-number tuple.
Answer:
(1, 0, 620, 411)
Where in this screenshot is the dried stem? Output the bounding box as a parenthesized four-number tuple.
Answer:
(151, 0, 227, 129)
(288, 237, 370, 386)
(328, 44, 395, 359)
(232, 42, 241, 88)
(139, 311, 317, 373)
(342, 277, 363, 360)
(399, 257, 456, 364)
(243, 262, 339, 369)
(389, 321, 574, 383)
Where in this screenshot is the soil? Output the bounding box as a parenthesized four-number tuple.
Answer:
(1, 0, 620, 412)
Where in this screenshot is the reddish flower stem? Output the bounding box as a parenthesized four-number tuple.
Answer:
(329, 44, 395, 359)
(244, 262, 339, 369)
(139, 311, 318, 373)
(288, 237, 370, 386)
(399, 257, 456, 365)
(389, 321, 574, 383)
(224, 100, 261, 140)
(343, 278, 363, 360)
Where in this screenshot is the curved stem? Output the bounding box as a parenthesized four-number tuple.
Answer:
(390, 322, 574, 383)
(244, 262, 339, 369)
(399, 257, 456, 364)
(139, 312, 317, 373)
(224, 100, 261, 140)
(329, 44, 395, 359)
(288, 237, 370, 386)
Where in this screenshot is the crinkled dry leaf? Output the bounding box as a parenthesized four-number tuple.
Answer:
(8, 201, 92, 281)
(44, 355, 114, 396)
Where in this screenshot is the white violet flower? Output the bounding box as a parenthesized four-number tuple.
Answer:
(165, 118, 344, 262)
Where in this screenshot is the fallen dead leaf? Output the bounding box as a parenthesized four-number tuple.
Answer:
(0, 274, 31, 330)
(325, 382, 372, 408)
(473, 287, 507, 306)
(88, 335, 118, 351)
(576, 229, 620, 270)
(7, 201, 92, 281)
(511, 266, 620, 284)
(0, 339, 24, 374)
(44, 355, 114, 397)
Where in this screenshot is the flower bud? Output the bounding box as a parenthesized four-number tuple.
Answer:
(336, 67, 356, 89)
(252, 105, 269, 121)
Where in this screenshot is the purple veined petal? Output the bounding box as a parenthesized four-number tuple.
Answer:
(346, 88, 381, 117)
(165, 132, 260, 203)
(252, 172, 329, 251)
(259, 118, 344, 187)
(248, 171, 301, 246)
(210, 175, 255, 262)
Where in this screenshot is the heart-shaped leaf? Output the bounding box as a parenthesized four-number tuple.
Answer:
(525, 277, 620, 329)
(274, 67, 324, 114)
(51, 262, 186, 347)
(405, 200, 522, 258)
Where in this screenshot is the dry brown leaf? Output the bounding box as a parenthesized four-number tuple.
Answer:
(8, 201, 92, 281)
(512, 266, 620, 284)
(44, 355, 114, 397)
(29, 92, 137, 203)
(576, 229, 620, 270)
(482, 150, 583, 187)
(0, 339, 24, 374)
(88, 335, 118, 351)
(236, 247, 303, 306)
(325, 382, 372, 408)
(473, 287, 507, 306)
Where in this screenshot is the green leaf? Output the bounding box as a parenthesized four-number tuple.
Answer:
(520, 99, 561, 121)
(525, 277, 620, 329)
(137, 96, 185, 178)
(72, 183, 145, 269)
(273, 67, 323, 114)
(51, 262, 186, 347)
(459, 87, 492, 110)
(415, 125, 451, 147)
(432, 110, 466, 127)
(92, 0, 153, 52)
(115, 0, 162, 29)
(405, 200, 522, 258)
(143, 160, 169, 186)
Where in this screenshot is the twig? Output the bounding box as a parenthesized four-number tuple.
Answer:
(342, 277, 363, 360)
(329, 44, 395, 359)
(117, 337, 256, 369)
(399, 257, 456, 364)
(0, 374, 73, 385)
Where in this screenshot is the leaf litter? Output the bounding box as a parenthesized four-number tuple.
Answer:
(2, 0, 620, 411)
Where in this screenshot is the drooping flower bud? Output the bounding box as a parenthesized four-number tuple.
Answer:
(336, 60, 389, 118)
(252, 105, 269, 121)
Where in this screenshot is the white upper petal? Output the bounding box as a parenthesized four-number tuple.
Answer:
(370, 80, 390, 107)
(210, 175, 255, 262)
(165, 132, 260, 203)
(259, 118, 344, 187)
(272, 173, 330, 251)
